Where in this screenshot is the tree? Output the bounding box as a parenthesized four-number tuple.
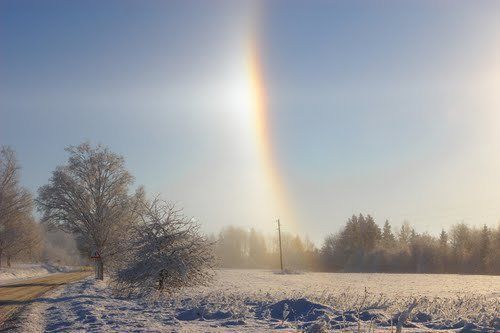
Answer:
(113, 197, 215, 294)
(439, 229, 448, 247)
(398, 221, 413, 247)
(449, 223, 472, 272)
(438, 229, 448, 273)
(358, 214, 381, 251)
(4, 217, 42, 266)
(37, 143, 135, 279)
(0, 146, 38, 267)
(343, 214, 381, 252)
(492, 223, 500, 275)
(280, 233, 306, 269)
(319, 214, 382, 272)
(381, 220, 396, 248)
(248, 228, 267, 267)
(478, 225, 491, 273)
(216, 226, 248, 268)
(321, 233, 340, 271)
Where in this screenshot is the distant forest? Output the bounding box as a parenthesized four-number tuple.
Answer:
(212, 215, 500, 275)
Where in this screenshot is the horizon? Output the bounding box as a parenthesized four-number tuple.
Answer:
(1, 1, 500, 245)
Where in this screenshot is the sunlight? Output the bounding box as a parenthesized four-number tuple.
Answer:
(477, 57, 500, 133)
(224, 67, 254, 119)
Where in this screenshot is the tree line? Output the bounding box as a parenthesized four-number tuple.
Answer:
(214, 215, 500, 275)
(2, 143, 499, 281)
(212, 226, 320, 270)
(321, 214, 500, 275)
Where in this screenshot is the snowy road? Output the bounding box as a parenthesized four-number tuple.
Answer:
(0, 271, 91, 328)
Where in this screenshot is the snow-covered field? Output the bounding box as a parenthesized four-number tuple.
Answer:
(0, 263, 80, 283)
(16, 269, 500, 332)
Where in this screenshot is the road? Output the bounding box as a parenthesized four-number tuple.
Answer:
(0, 271, 91, 328)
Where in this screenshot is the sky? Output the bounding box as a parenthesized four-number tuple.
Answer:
(1, 1, 499, 243)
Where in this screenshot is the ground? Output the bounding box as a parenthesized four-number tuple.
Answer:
(0, 271, 91, 330)
(9, 269, 500, 332)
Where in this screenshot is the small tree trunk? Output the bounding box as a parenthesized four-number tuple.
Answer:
(95, 258, 104, 280)
(158, 269, 165, 290)
(158, 277, 164, 291)
(0, 250, 3, 268)
(7, 256, 11, 268)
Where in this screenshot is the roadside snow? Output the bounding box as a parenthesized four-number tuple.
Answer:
(15, 278, 168, 332)
(16, 270, 499, 332)
(17, 277, 278, 332)
(0, 263, 80, 283)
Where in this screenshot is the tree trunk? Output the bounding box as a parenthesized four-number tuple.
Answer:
(0, 250, 2, 268)
(158, 276, 164, 291)
(7, 256, 11, 268)
(95, 258, 104, 280)
(99, 260, 104, 280)
(158, 269, 165, 290)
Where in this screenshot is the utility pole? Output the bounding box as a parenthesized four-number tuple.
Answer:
(277, 219, 283, 271)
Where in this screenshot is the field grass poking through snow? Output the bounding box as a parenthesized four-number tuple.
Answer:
(17, 269, 500, 332)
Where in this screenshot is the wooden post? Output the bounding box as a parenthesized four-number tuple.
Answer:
(278, 219, 283, 272)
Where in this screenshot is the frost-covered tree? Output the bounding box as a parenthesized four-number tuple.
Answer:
(4, 217, 42, 266)
(0, 146, 39, 267)
(37, 143, 135, 279)
(113, 196, 216, 294)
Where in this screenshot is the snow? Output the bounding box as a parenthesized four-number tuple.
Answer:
(15, 269, 500, 332)
(0, 263, 80, 283)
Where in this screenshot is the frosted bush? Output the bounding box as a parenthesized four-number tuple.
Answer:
(112, 197, 216, 295)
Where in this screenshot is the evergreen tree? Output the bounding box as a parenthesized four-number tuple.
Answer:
(398, 221, 413, 247)
(381, 220, 395, 248)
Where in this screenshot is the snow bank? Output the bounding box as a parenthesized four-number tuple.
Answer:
(0, 263, 82, 283)
(263, 298, 331, 321)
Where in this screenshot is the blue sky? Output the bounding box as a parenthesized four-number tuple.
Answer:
(1, 1, 499, 242)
